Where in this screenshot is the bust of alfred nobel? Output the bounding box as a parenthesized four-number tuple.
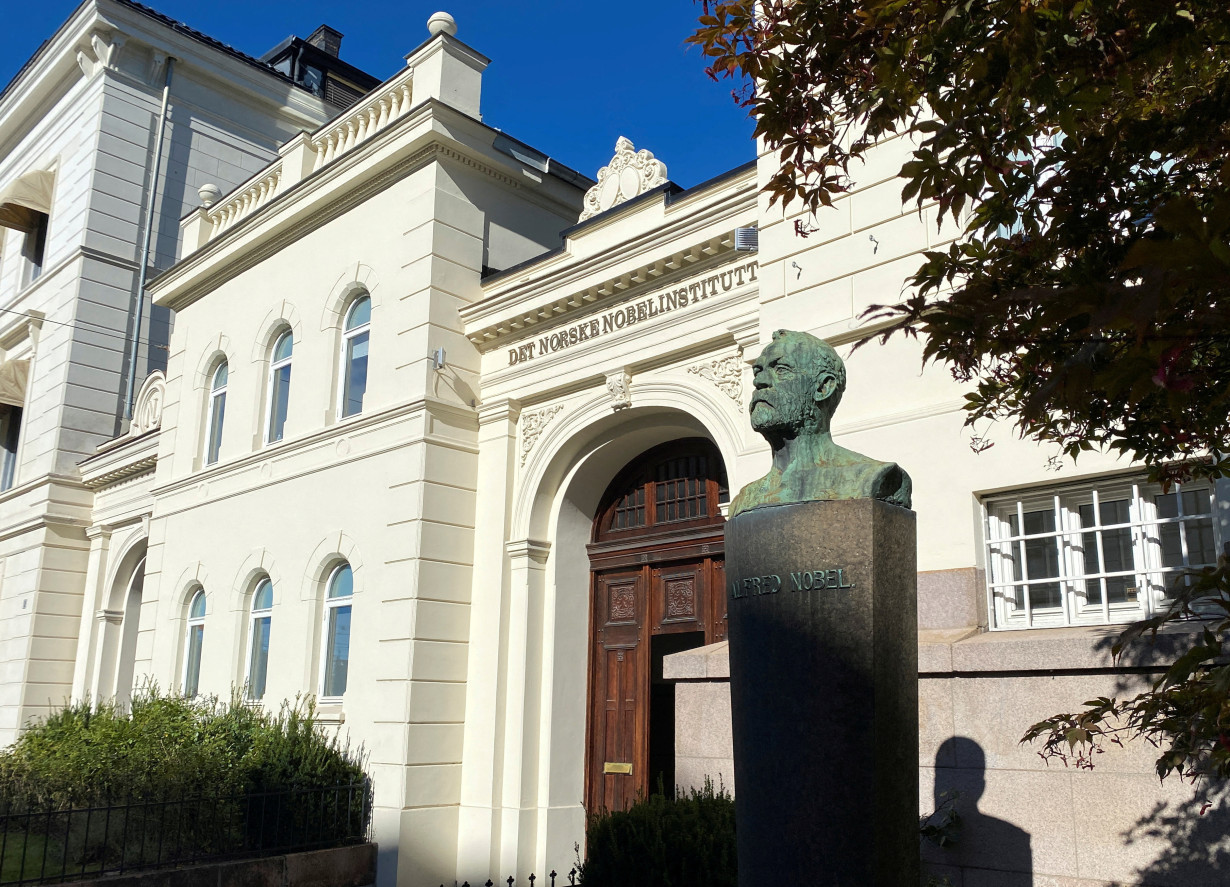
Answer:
(729, 330, 912, 517)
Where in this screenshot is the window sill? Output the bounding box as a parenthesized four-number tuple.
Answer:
(920, 622, 1209, 675)
(315, 703, 345, 725)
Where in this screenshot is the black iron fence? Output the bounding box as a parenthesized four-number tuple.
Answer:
(0, 779, 372, 886)
(443, 871, 580, 887)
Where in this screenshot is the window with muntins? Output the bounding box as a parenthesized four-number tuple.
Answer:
(595, 439, 729, 539)
(266, 331, 293, 443)
(183, 589, 206, 697)
(985, 479, 1221, 629)
(205, 362, 227, 465)
(321, 563, 353, 699)
(246, 579, 273, 700)
(340, 297, 369, 418)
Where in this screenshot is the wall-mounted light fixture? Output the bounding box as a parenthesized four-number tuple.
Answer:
(431, 347, 447, 371)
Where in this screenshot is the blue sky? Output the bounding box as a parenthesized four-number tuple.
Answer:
(0, 1, 756, 187)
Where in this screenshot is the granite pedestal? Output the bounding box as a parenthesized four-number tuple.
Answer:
(725, 498, 918, 886)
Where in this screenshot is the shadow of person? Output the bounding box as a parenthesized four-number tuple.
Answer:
(923, 736, 1033, 885)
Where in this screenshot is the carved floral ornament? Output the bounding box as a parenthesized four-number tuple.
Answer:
(578, 137, 668, 222)
(688, 355, 744, 406)
(605, 370, 632, 411)
(520, 404, 565, 466)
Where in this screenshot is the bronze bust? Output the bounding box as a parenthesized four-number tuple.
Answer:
(729, 330, 912, 516)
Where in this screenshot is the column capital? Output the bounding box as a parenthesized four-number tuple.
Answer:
(85, 524, 113, 541)
(478, 397, 522, 427)
(729, 315, 760, 360)
(504, 538, 550, 565)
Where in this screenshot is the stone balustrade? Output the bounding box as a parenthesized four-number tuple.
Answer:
(205, 165, 283, 237)
(308, 68, 415, 172)
(197, 67, 415, 244)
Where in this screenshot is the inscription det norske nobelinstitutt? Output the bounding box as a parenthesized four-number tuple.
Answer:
(507, 259, 758, 366)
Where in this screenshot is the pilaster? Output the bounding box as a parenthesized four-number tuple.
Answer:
(70, 524, 112, 700)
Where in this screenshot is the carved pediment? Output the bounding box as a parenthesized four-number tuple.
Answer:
(579, 137, 668, 222)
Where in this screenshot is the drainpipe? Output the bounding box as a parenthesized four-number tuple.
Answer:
(124, 57, 175, 421)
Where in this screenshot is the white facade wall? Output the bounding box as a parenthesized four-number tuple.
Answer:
(10, 10, 1226, 887)
(134, 51, 587, 883)
(0, 0, 343, 744)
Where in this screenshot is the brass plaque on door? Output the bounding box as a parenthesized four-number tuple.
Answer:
(603, 762, 633, 775)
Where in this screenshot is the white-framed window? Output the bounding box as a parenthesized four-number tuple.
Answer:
(0, 404, 22, 491)
(204, 361, 228, 465)
(320, 563, 353, 700)
(339, 297, 370, 419)
(246, 578, 274, 700)
(22, 211, 48, 285)
(985, 479, 1221, 629)
(265, 331, 293, 443)
(183, 589, 206, 697)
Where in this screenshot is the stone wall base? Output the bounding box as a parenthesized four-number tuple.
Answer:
(65, 843, 377, 887)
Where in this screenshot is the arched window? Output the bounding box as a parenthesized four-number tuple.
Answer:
(205, 362, 228, 464)
(340, 297, 370, 418)
(266, 331, 293, 443)
(593, 439, 729, 541)
(183, 589, 206, 697)
(320, 563, 353, 699)
(246, 578, 274, 699)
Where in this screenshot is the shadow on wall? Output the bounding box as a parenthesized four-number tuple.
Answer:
(922, 736, 1032, 885)
(1122, 781, 1230, 887)
(923, 736, 1230, 887)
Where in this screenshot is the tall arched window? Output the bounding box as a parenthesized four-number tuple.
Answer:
(320, 563, 353, 699)
(246, 578, 273, 699)
(205, 362, 228, 464)
(340, 297, 370, 418)
(183, 589, 206, 697)
(266, 331, 293, 443)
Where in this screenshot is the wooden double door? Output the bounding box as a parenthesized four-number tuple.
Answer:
(585, 439, 728, 813)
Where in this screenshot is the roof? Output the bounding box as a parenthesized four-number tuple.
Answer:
(481, 159, 758, 285)
(0, 0, 322, 105)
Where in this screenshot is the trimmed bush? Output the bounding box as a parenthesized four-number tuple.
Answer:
(0, 688, 366, 808)
(0, 688, 369, 879)
(579, 781, 736, 887)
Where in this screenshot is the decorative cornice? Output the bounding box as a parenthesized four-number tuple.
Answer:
(82, 454, 157, 490)
(688, 356, 743, 406)
(520, 404, 564, 466)
(466, 233, 741, 350)
(436, 144, 519, 189)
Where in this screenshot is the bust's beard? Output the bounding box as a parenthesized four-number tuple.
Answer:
(751, 398, 824, 439)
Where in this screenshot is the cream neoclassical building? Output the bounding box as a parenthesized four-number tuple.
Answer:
(15, 10, 1230, 887)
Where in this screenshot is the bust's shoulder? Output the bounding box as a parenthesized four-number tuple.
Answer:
(821, 447, 912, 508)
(865, 460, 912, 509)
(729, 475, 770, 518)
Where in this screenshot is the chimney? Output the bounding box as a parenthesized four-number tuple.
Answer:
(306, 25, 343, 57)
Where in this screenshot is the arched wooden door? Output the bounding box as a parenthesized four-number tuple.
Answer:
(586, 438, 728, 813)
